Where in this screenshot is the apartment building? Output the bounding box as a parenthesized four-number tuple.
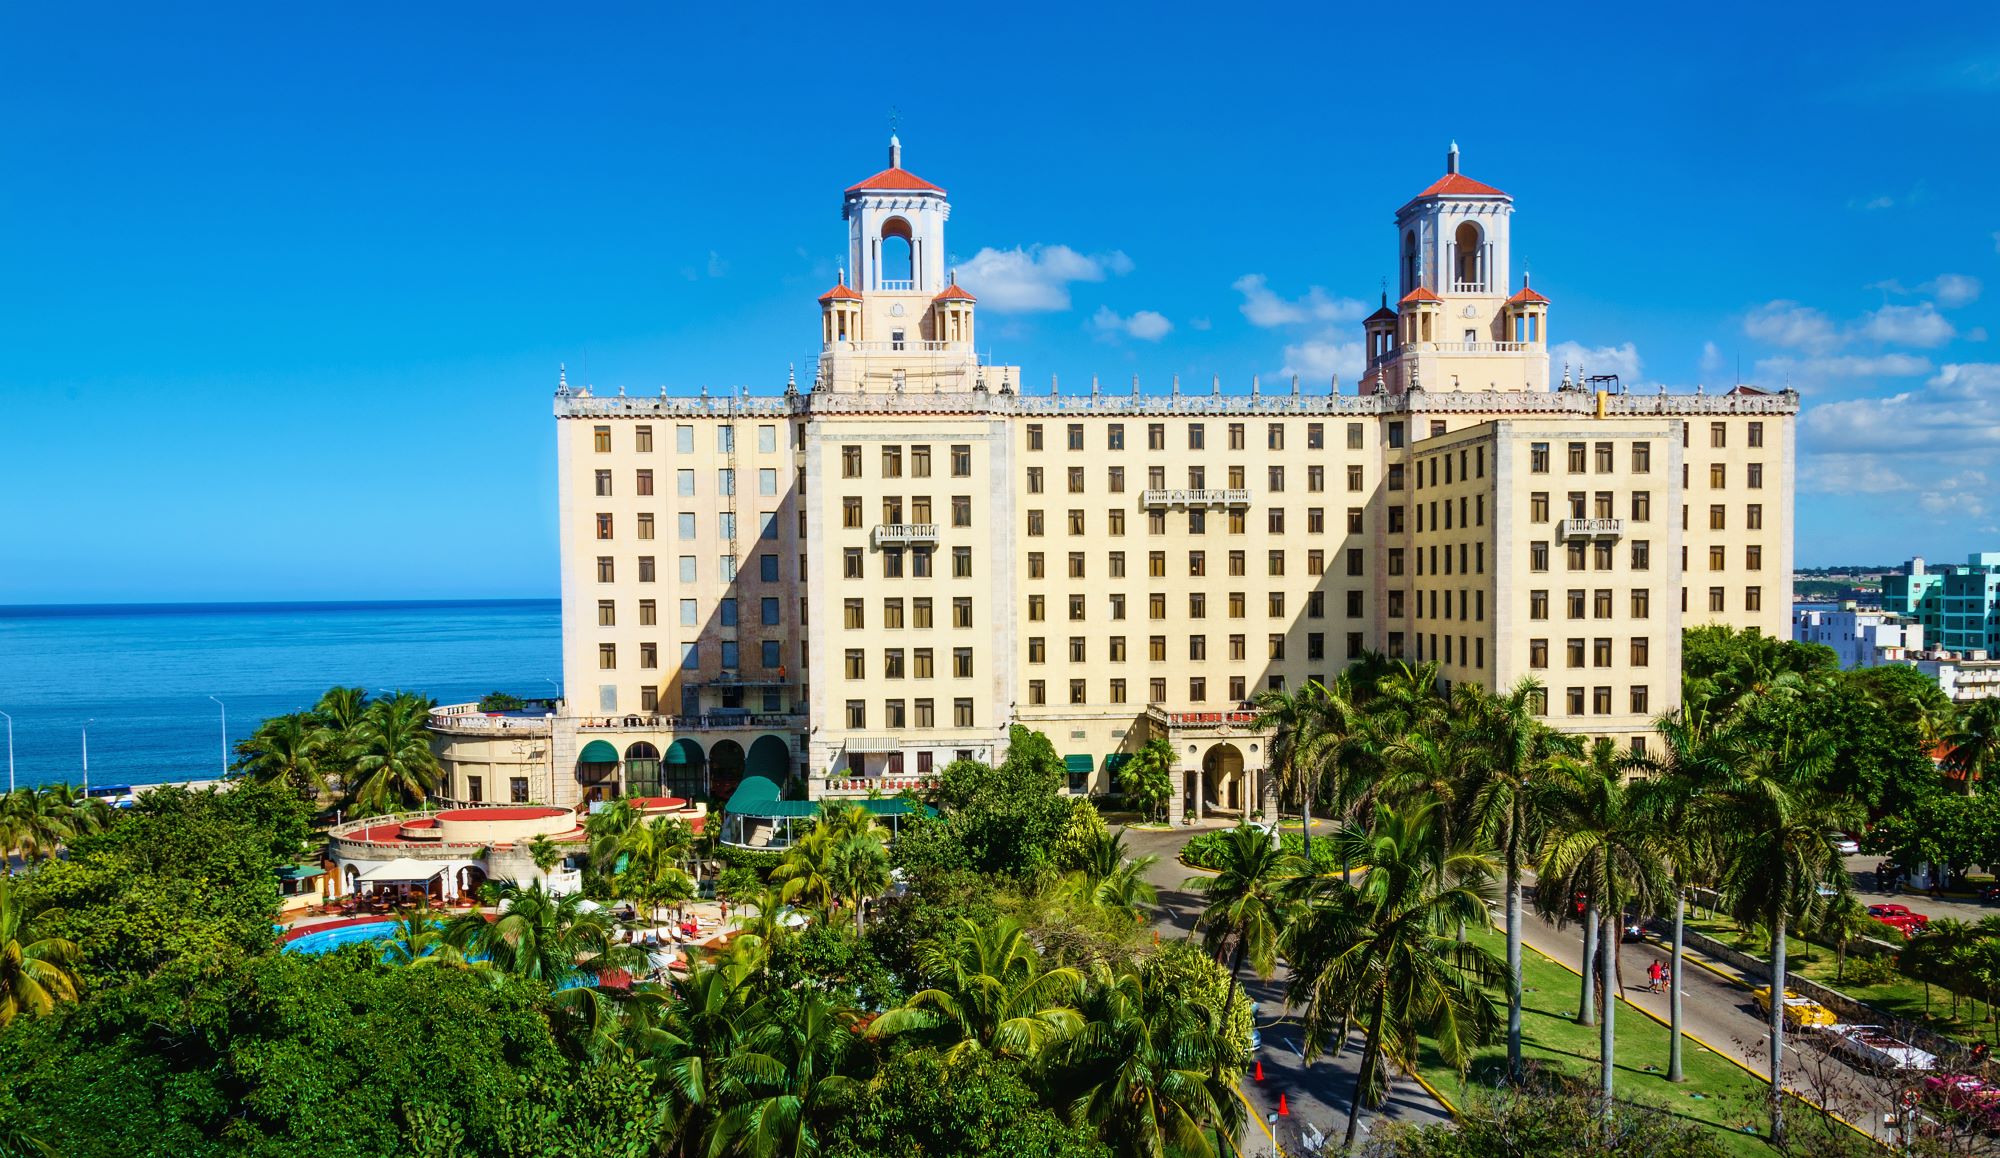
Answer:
(427, 139, 1799, 830)
(1883, 554, 2000, 654)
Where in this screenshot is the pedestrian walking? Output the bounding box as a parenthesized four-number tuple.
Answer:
(1647, 959, 1664, 993)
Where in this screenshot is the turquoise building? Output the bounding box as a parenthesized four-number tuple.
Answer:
(1882, 554, 2000, 654)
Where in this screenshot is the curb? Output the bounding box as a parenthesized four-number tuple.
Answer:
(1233, 1078, 1277, 1150)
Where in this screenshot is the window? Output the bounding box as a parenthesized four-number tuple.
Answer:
(1593, 686, 1613, 715)
(1709, 463, 1727, 488)
(1067, 466, 1085, 493)
(1567, 589, 1586, 619)
(1027, 637, 1046, 664)
(592, 425, 612, 453)
(1747, 421, 1764, 448)
(1595, 443, 1614, 472)
(596, 556, 615, 583)
(1593, 637, 1613, 667)
(1709, 586, 1726, 613)
(1309, 465, 1325, 493)
(595, 513, 613, 540)
(843, 548, 863, 579)
(1028, 595, 1044, 621)
(594, 469, 613, 497)
(953, 547, 972, 577)
(1269, 466, 1285, 492)
(1027, 510, 1044, 537)
(950, 445, 971, 476)
(952, 597, 973, 628)
(1189, 592, 1206, 618)
(914, 649, 934, 678)
(1269, 551, 1286, 576)
(1150, 677, 1168, 702)
(952, 648, 973, 678)
(913, 547, 933, 577)
(1530, 442, 1549, 473)
(1747, 463, 1763, 489)
(1566, 687, 1585, 716)
(884, 598, 904, 628)
(1746, 586, 1763, 612)
(598, 643, 617, 669)
(1026, 424, 1044, 451)
(1631, 540, 1650, 570)
(1189, 677, 1207, 702)
(1068, 509, 1085, 536)
(1530, 542, 1547, 572)
(1268, 423, 1284, 450)
(1345, 548, 1364, 577)
(1189, 635, 1207, 661)
(1188, 423, 1205, 450)
(1710, 421, 1727, 448)
(1347, 422, 1365, 450)
(954, 699, 974, 727)
(1530, 492, 1549, 522)
(1746, 504, 1763, 530)
(844, 649, 865, 680)
(1530, 638, 1548, 668)
(1566, 638, 1585, 668)
(1149, 636, 1167, 662)
(635, 425, 653, 453)
(1107, 424, 1125, 451)
(1567, 443, 1587, 472)
(1347, 465, 1365, 492)
(597, 599, 617, 627)
(1631, 588, 1651, 618)
(907, 445, 930, 477)
(1026, 466, 1043, 494)
(1268, 509, 1285, 533)
(1530, 590, 1549, 619)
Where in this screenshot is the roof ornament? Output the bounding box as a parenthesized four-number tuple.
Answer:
(1409, 363, 1422, 391)
(699, 384, 709, 400)
(889, 131, 901, 170)
(557, 363, 569, 396)
(1559, 363, 1572, 390)
(1251, 374, 1260, 398)
(1050, 372, 1059, 397)
(616, 384, 626, 397)
(1130, 373, 1139, 397)
(1171, 374, 1181, 398)
(1292, 373, 1301, 396)
(1373, 366, 1387, 395)
(974, 368, 987, 393)
(785, 363, 797, 396)
(1211, 374, 1221, 397)
(1447, 140, 1460, 175)
(1002, 368, 1013, 395)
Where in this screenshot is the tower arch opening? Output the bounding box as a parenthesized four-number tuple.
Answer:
(1402, 230, 1419, 292)
(878, 217, 914, 289)
(1453, 221, 1486, 292)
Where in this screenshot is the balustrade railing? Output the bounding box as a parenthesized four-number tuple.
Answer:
(872, 522, 939, 544)
(1140, 488, 1251, 508)
(1557, 517, 1625, 539)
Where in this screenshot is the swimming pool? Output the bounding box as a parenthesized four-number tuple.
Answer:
(283, 920, 398, 954)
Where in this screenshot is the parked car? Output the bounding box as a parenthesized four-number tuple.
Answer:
(1869, 903, 1931, 937)
(1621, 920, 1646, 943)
(1923, 1074, 2000, 1130)
(1978, 883, 2000, 904)
(1753, 986, 1839, 1030)
(1829, 832, 1860, 856)
(1827, 1024, 1938, 1073)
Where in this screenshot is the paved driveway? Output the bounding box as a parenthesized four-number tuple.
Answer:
(1120, 823, 1452, 1156)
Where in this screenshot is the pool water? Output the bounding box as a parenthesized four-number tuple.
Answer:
(283, 920, 399, 954)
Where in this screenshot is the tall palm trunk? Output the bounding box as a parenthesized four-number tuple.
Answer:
(1668, 891, 1686, 1082)
(1578, 903, 1598, 1026)
(1768, 885, 1790, 1146)
(1215, 935, 1248, 1080)
(1344, 992, 1388, 1152)
(1599, 863, 1617, 1124)
(1505, 810, 1524, 1082)
(1299, 792, 1313, 869)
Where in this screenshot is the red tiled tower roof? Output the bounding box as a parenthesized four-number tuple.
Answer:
(845, 167, 945, 195)
(1414, 172, 1508, 199)
(1400, 286, 1442, 305)
(819, 282, 863, 302)
(1507, 284, 1549, 305)
(933, 282, 975, 303)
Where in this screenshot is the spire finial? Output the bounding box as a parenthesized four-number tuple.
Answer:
(1211, 373, 1220, 397)
(558, 362, 567, 389)
(1447, 140, 1460, 175)
(888, 119, 901, 169)
(837, 265, 846, 287)
(786, 363, 797, 394)
(1380, 278, 1388, 307)
(1251, 374, 1260, 397)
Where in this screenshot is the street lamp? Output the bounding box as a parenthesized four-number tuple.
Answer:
(81, 718, 94, 795)
(0, 710, 13, 793)
(208, 696, 228, 777)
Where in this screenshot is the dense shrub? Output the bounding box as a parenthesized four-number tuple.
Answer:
(1181, 824, 1343, 874)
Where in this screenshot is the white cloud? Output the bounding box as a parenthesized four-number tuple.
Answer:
(1232, 274, 1367, 328)
(1088, 306, 1173, 342)
(1699, 341, 1727, 382)
(1919, 472, 1991, 519)
(1802, 363, 2000, 454)
(1930, 274, 1982, 308)
(1278, 338, 1366, 386)
(1753, 353, 1934, 384)
(1744, 300, 1843, 354)
(1992, 231, 2000, 255)
(1798, 454, 1917, 495)
(1859, 302, 1956, 347)
(1853, 195, 1897, 211)
(956, 244, 1133, 312)
(1188, 317, 1213, 331)
(1550, 340, 1643, 384)
(706, 251, 728, 278)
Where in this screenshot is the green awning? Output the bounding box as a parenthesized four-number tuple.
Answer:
(280, 863, 326, 880)
(578, 739, 619, 763)
(1103, 753, 1133, 773)
(1063, 754, 1094, 774)
(723, 772, 936, 822)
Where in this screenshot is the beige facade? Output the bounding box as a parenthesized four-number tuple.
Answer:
(433, 140, 1799, 825)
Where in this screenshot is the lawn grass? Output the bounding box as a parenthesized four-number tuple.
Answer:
(1414, 925, 1781, 1158)
(1686, 916, 2000, 1050)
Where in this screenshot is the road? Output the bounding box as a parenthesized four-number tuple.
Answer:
(1123, 822, 1452, 1157)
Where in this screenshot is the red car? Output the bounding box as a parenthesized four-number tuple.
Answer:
(1923, 1074, 2000, 1131)
(1869, 903, 1932, 937)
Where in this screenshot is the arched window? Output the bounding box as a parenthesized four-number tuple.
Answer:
(1402, 230, 1418, 292)
(624, 742, 662, 798)
(879, 217, 914, 290)
(1453, 222, 1485, 292)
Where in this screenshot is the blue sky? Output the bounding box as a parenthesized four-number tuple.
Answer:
(3, 3, 1997, 602)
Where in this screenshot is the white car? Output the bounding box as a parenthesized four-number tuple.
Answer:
(1827, 1024, 1936, 1073)
(1829, 832, 1860, 856)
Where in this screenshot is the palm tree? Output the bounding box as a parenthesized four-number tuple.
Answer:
(0, 789, 71, 869)
(1458, 678, 1575, 1083)
(704, 991, 863, 1158)
(586, 799, 643, 878)
(868, 917, 1085, 1063)
(527, 834, 566, 877)
(1286, 802, 1502, 1152)
(1534, 738, 1673, 1121)
(1185, 823, 1296, 1073)
(1945, 699, 2000, 789)
(312, 685, 372, 795)
(1815, 893, 1879, 985)
(444, 880, 638, 987)
(1640, 699, 1732, 1083)
(347, 694, 442, 814)
(1061, 964, 1247, 1158)
(1117, 737, 1176, 825)
(819, 804, 891, 931)
(0, 880, 81, 1025)
(1252, 682, 1327, 862)
(1706, 725, 1861, 1145)
(643, 957, 759, 1154)
(1065, 829, 1159, 924)
(231, 712, 328, 801)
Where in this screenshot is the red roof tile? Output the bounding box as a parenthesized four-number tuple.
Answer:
(933, 283, 975, 302)
(1507, 285, 1549, 305)
(1726, 384, 1770, 396)
(1400, 287, 1442, 304)
(819, 283, 862, 302)
(1413, 172, 1508, 199)
(845, 167, 945, 195)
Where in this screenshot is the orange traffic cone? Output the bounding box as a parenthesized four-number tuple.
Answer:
(1278, 1093, 1289, 1116)
(1152, 929, 1160, 945)
(1255, 1060, 1264, 1082)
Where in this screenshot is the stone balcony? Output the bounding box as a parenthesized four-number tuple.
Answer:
(872, 522, 939, 545)
(1557, 517, 1625, 539)
(1144, 705, 1264, 731)
(1140, 488, 1251, 508)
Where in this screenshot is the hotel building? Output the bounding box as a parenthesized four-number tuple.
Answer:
(427, 140, 1798, 832)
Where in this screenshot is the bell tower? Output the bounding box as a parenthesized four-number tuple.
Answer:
(844, 135, 949, 295)
(1395, 142, 1513, 302)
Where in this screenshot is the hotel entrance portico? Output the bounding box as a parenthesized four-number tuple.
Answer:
(1146, 706, 1276, 826)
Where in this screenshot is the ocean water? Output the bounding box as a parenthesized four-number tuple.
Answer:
(0, 600, 559, 791)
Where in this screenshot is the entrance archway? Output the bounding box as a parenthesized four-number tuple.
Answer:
(1201, 743, 1244, 814)
(709, 740, 747, 802)
(746, 735, 791, 789)
(664, 738, 707, 798)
